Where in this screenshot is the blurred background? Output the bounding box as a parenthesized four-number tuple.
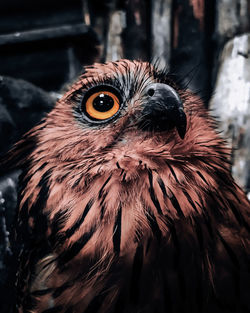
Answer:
(0, 1, 249, 311)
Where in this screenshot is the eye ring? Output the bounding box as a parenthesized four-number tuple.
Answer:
(81, 85, 123, 123)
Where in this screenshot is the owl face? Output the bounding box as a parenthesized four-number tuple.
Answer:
(72, 60, 186, 136)
(30, 59, 221, 182)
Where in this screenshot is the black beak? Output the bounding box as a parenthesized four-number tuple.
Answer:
(140, 83, 187, 139)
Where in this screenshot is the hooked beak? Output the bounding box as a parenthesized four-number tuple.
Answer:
(139, 83, 187, 139)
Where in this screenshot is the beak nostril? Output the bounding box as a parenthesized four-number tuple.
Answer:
(147, 88, 155, 97)
(142, 83, 187, 138)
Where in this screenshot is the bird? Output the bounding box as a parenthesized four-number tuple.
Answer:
(3, 59, 250, 313)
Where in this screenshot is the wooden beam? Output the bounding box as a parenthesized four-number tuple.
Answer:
(170, 0, 212, 99)
(151, 0, 172, 68)
(210, 34, 250, 192)
(0, 23, 90, 47)
(215, 0, 250, 45)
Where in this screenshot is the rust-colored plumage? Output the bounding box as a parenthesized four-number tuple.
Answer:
(4, 60, 250, 313)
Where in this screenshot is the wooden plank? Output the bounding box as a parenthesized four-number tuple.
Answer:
(82, 0, 115, 62)
(211, 0, 250, 192)
(215, 0, 250, 44)
(0, 23, 90, 47)
(151, 0, 172, 68)
(106, 10, 126, 61)
(210, 34, 250, 193)
(121, 0, 150, 61)
(170, 0, 212, 98)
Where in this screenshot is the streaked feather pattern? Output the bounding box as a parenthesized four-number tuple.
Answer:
(3, 60, 249, 313)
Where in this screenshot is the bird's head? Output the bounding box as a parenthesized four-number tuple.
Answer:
(3, 59, 230, 191)
(73, 60, 186, 139)
(30, 59, 227, 181)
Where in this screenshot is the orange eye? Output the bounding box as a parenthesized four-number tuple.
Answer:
(85, 91, 120, 120)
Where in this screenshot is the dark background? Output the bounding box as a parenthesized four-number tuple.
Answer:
(0, 0, 217, 94)
(0, 1, 249, 312)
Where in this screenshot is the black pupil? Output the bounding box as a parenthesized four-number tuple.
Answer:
(93, 93, 114, 112)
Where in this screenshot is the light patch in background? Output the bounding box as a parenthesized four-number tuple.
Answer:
(210, 33, 250, 191)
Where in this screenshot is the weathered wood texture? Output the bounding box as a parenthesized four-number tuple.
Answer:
(0, 0, 84, 35)
(151, 0, 172, 68)
(102, 0, 172, 68)
(121, 0, 150, 60)
(210, 35, 250, 193)
(106, 10, 126, 61)
(210, 1, 250, 193)
(85, 0, 151, 62)
(171, 0, 214, 99)
(101, 0, 214, 98)
(215, 0, 250, 44)
(0, 24, 89, 46)
(82, 0, 115, 62)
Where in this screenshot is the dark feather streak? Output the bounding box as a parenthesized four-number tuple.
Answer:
(29, 168, 52, 217)
(53, 282, 71, 298)
(58, 226, 96, 266)
(145, 207, 162, 243)
(196, 171, 209, 185)
(165, 162, 179, 183)
(148, 170, 163, 215)
(113, 204, 122, 255)
(122, 172, 126, 182)
(49, 210, 68, 245)
(65, 198, 94, 238)
(157, 177, 167, 197)
(182, 190, 199, 213)
(98, 174, 112, 199)
(168, 188, 184, 217)
(72, 176, 81, 188)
